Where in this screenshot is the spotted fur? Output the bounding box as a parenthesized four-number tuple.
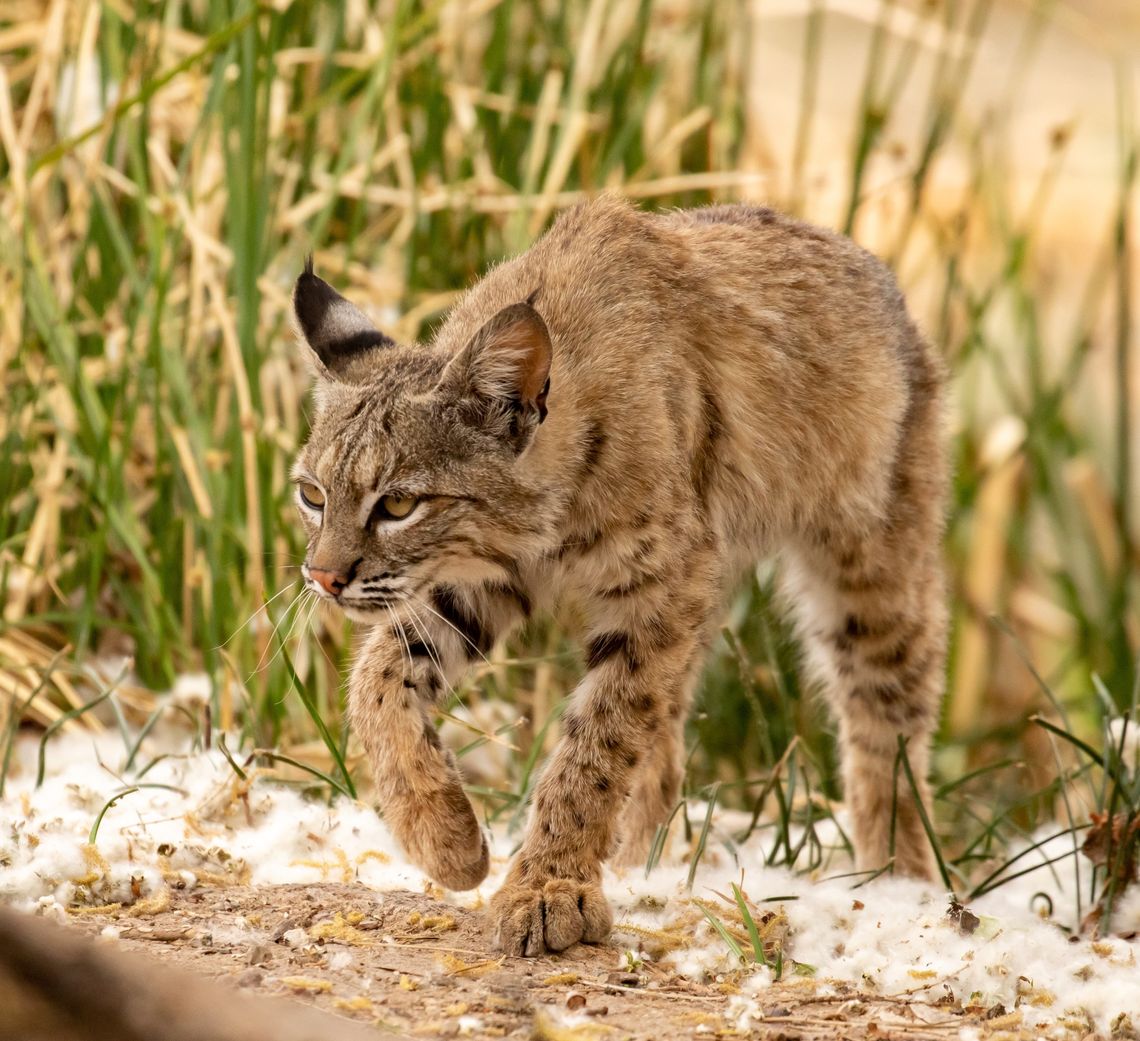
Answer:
(290, 195, 948, 956)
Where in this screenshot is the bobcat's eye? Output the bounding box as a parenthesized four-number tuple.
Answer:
(299, 482, 326, 510)
(376, 494, 418, 521)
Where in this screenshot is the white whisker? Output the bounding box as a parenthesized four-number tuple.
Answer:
(218, 581, 301, 650)
(406, 590, 494, 670)
(249, 588, 315, 681)
(403, 601, 458, 704)
(384, 604, 414, 680)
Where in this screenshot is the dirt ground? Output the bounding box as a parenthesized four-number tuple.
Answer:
(54, 883, 1037, 1040)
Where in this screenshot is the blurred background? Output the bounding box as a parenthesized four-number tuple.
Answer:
(1, 0, 1137, 897)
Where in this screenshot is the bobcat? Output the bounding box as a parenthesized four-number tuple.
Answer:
(290, 195, 947, 957)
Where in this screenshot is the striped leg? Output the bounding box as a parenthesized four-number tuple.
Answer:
(490, 598, 710, 955)
(348, 581, 527, 890)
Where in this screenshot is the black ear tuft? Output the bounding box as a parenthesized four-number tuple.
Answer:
(293, 262, 393, 377)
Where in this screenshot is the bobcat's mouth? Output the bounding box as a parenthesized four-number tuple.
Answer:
(336, 584, 423, 624)
(337, 599, 395, 624)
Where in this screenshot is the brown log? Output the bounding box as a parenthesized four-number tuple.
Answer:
(0, 907, 383, 1041)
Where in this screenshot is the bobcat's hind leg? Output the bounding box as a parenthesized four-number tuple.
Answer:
(783, 343, 947, 881)
(783, 386, 948, 883)
(785, 527, 947, 881)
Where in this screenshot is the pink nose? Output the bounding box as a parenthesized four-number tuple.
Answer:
(309, 567, 348, 596)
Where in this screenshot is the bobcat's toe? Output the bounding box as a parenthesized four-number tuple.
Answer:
(490, 877, 612, 956)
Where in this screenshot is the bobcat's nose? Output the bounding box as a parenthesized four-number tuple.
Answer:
(307, 557, 361, 598)
(309, 567, 348, 596)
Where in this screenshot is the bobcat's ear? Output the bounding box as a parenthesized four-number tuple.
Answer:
(293, 258, 394, 378)
(441, 302, 552, 432)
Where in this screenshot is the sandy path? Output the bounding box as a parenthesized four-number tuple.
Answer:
(53, 883, 1021, 1040)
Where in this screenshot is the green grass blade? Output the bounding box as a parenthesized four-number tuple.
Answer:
(279, 643, 356, 801)
(89, 786, 139, 845)
(896, 736, 954, 892)
(697, 903, 745, 964)
(687, 783, 721, 891)
(253, 750, 354, 801)
(731, 883, 767, 965)
(36, 688, 117, 788)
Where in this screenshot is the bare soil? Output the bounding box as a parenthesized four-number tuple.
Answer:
(59, 883, 1020, 1040)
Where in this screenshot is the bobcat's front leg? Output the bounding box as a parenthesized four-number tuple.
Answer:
(349, 585, 516, 890)
(491, 618, 703, 955)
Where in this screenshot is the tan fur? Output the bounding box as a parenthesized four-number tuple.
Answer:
(290, 195, 948, 956)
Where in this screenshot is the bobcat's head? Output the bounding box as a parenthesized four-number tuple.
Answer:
(290, 262, 551, 622)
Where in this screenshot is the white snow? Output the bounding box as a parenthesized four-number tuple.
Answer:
(2, 723, 1138, 1037)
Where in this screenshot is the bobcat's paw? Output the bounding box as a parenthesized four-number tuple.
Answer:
(419, 829, 490, 891)
(489, 877, 612, 956)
